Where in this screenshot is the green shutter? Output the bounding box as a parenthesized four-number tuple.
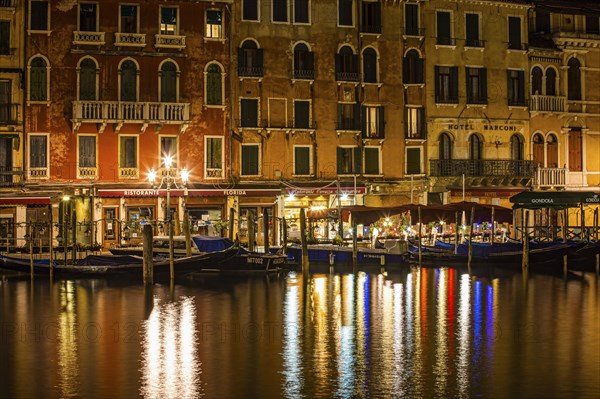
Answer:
(336, 147, 344, 174)
(434, 66, 440, 101)
(378, 106, 385, 138)
(294, 147, 310, 175)
(353, 147, 362, 174)
(364, 148, 379, 175)
(450, 67, 458, 101)
(481, 68, 488, 102)
(406, 147, 421, 175)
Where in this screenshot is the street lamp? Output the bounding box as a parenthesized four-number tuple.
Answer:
(148, 155, 189, 280)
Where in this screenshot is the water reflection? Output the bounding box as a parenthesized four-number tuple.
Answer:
(57, 281, 80, 398)
(139, 296, 201, 399)
(281, 268, 508, 398)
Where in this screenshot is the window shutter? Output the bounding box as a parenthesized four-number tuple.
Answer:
(416, 57, 424, 83)
(466, 14, 479, 43)
(295, 101, 309, 129)
(403, 107, 409, 138)
(256, 49, 264, 69)
(405, 4, 418, 35)
(335, 54, 341, 76)
(419, 108, 426, 139)
(508, 17, 521, 48)
(306, 52, 314, 72)
(481, 68, 488, 102)
(517, 70, 524, 103)
(507, 70, 513, 103)
(353, 147, 362, 174)
(434, 66, 440, 100)
(406, 148, 421, 175)
(237, 48, 245, 69)
(378, 106, 385, 138)
(437, 12, 451, 41)
(0, 22, 9, 54)
(336, 147, 344, 174)
(243, 0, 258, 20)
(353, 103, 361, 131)
(373, 2, 382, 30)
(361, 106, 367, 138)
(364, 148, 379, 175)
(465, 67, 472, 102)
(295, 147, 310, 175)
(337, 103, 343, 129)
(450, 67, 458, 100)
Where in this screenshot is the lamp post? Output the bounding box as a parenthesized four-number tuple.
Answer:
(148, 156, 189, 280)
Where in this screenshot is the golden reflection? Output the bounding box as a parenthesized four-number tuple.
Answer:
(380, 276, 395, 393)
(434, 269, 448, 396)
(282, 273, 302, 397)
(336, 274, 355, 397)
(392, 283, 406, 395)
(456, 273, 472, 397)
(140, 296, 201, 399)
(310, 275, 330, 389)
(57, 280, 80, 398)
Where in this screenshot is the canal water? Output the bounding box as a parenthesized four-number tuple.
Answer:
(0, 266, 598, 399)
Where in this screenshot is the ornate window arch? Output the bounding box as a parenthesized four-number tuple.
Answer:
(567, 57, 582, 100)
(28, 55, 50, 102)
(119, 58, 139, 102)
(159, 59, 179, 102)
(362, 47, 378, 83)
(205, 61, 224, 106)
(78, 57, 98, 101)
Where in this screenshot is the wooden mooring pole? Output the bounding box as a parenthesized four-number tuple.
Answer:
(522, 210, 529, 270)
(247, 210, 255, 252)
(263, 208, 270, 254)
(454, 211, 459, 254)
(142, 224, 153, 285)
(71, 210, 77, 264)
(467, 207, 475, 272)
(352, 219, 358, 271)
(183, 209, 191, 257)
(49, 210, 53, 278)
(490, 206, 495, 245)
(281, 217, 288, 256)
(417, 206, 422, 265)
(28, 223, 34, 278)
(228, 207, 235, 241)
(300, 208, 309, 276)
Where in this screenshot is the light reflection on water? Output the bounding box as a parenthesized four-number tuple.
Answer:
(139, 296, 202, 399)
(0, 267, 598, 398)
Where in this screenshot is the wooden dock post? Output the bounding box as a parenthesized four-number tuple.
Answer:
(580, 204, 586, 240)
(300, 208, 309, 275)
(228, 207, 235, 241)
(491, 206, 495, 245)
(247, 210, 255, 252)
(417, 206, 422, 265)
(263, 208, 270, 254)
(49, 209, 53, 278)
(562, 208, 568, 242)
(183, 209, 191, 257)
(28, 223, 34, 278)
(71, 210, 77, 264)
(454, 211, 459, 254)
(142, 224, 153, 285)
(522, 210, 529, 269)
(467, 207, 475, 272)
(281, 217, 288, 255)
(352, 219, 358, 269)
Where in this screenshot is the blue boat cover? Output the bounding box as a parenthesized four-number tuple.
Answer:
(191, 236, 235, 252)
(76, 255, 143, 266)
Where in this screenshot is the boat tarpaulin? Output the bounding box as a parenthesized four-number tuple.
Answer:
(191, 236, 235, 252)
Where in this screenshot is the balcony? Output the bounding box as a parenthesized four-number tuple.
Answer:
(206, 168, 223, 179)
(335, 71, 360, 82)
(430, 159, 535, 178)
(73, 31, 106, 46)
(534, 167, 567, 190)
(360, 24, 381, 35)
(154, 34, 186, 51)
(72, 101, 190, 133)
(0, 103, 19, 125)
(402, 27, 425, 39)
(507, 42, 528, 51)
(77, 166, 98, 180)
(114, 33, 146, 48)
(238, 66, 263, 78)
(0, 0, 16, 8)
(292, 69, 315, 80)
(0, 167, 24, 188)
(530, 95, 565, 113)
(465, 39, 486, 48)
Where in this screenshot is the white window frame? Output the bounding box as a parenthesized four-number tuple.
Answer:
(337, 0, 355, 28)
(363, 145, 381, 176)
(118, 3, 140, 34)
(205, 8, 224, 39)
(159, 5, 179, 35)
(435, 9, 455, 47)
(272, 0, 289, 24)
(76, 134, 98, 179)
(405, 145, 424, 176)
(26, 54, 50, 104)
(28, 0, 51, 34)
(204, 135, 224, 179)
(337, 145, 358, 176)
(27, 133, 49, 180)
(76, 56, 99, 101)
(293, 0, 311, 25)
(464, 12, 483, 47)
(118, 134, 139, 178)
(242, 0, 261, 22)
(158, 134, 179, 170)
(293, 145, 313, 176)
(241, 143, 262, 177)
(118, 57, 140, 102)
(406, 106, 423, 139)
(77, 2, 100, 32)
(204, 61, 226, 108)
(403, 2, 420, 35)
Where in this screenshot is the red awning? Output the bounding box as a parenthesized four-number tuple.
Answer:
(98, 189, 185, 197)
(0, 197, 51, 205)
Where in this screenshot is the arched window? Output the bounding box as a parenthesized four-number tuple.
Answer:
(403, 49, 423, 84)
(205, 63, 223, 106)
(532, 133, 544, 167)
(546, 68, 557, 96)
(362, 48, 377, 83)
(120, 60, 138, 102)
(79, 58, 97, 101)
(439, 133, 452, 160)
(531, 66, 543, 95)
(160, 61, 178, 102)
(567, 58, 581, 100)
(293, 43, 314, 79)
(29, 57, 48, 101)
(238, 40, 263, 77)
(335, 46, 358, 81)
(469, 134, 482, 160)
(510, 134, 524, 161)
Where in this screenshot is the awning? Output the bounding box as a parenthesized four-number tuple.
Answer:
(0, 197, 51, 205)
(510, 191, 599, 209)
(284, 186, 366, 195)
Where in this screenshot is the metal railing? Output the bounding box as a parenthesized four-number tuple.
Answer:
(335, 71, 360, 82)
(0, 103, 19, 125)
(0, 167, 24, 187)
(73, 101, 190, 123)
(292, 69, 315, 80)
(238, 66, 264, 77)
(430, 159, 535, 177)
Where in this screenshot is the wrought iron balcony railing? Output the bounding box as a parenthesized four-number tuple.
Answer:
(0, 167, 24, 188)
(335, 71, 360, 82)
(430, 159, 535, 177)
(238, 66, 264, 77)
(292, 69, 315, 80)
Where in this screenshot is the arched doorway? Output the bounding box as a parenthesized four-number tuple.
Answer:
(532, 133, 544, 167)
(546, 134, 558, 168)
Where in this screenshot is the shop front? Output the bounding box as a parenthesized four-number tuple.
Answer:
(0, 196, 51, 252)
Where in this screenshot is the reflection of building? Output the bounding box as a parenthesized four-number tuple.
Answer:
(21, 0, 232, 249)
